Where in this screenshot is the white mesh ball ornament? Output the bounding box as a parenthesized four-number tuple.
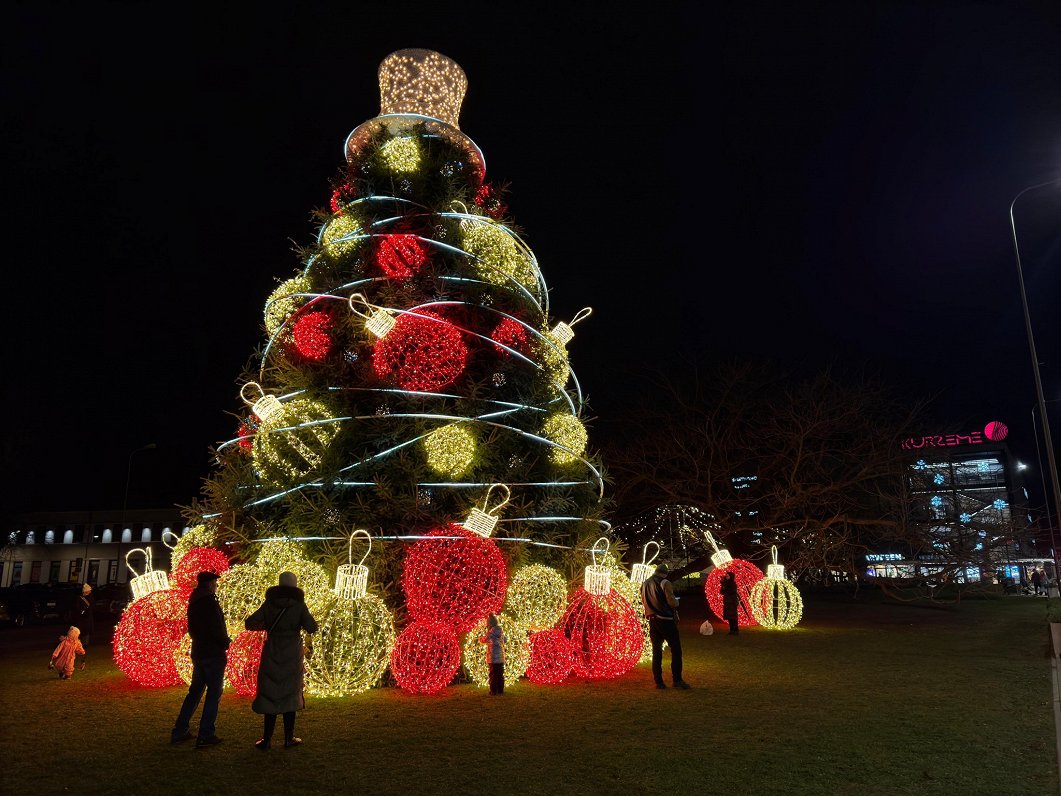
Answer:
(584, 537, 613, 597)
(749, 545, 804, 630)
(126, 548, 170, 602)
(461, 483, 511, 538)
(335, 530, 372, 601)
(348, 292, 397, 339)
(630, 540, 661, 585)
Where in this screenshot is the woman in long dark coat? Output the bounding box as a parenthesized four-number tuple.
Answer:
(720, 570, 740, 635)
(245, 571, 318, 750)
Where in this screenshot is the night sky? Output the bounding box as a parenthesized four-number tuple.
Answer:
(3, 2, 1059, 519)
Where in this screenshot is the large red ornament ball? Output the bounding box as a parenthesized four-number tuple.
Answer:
(561, 588, 643, 680)
(226, 629, 265, 697)
(372, 310, 468, 391)
(390, 619, 461, 695)
(525, 628, 576, 685)
(113, 589, 188, 687)
(490, 317, 531, 357)
(170, 548, 231, 597)
(374, 234, 428, 279)
(402, 525, 507, 633)
(705, 559, 765, 627)
(290, 310, 334, 362)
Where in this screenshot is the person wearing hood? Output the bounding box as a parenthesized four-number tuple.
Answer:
(171, 571, 230, 748)
(245, 571, 319, 751)
(49, 626, 86, 679)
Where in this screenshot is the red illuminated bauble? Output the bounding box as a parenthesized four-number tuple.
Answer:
(372, 310, 468, 391)
(237, 418, 257, 452)
(473, 183, 507, 219)
(984, 420, 1009, 442)
(290, 310, 334, 362)
(525, 628, 576, 685)
(561, 588, 643, 680)
(374, 234, 428, 279)
(705, 559, 765, 627)
(402, 525, 507, 633)
(329, 181, 358, 213)
(113, 589, 188, 687)
(170, 548, 231, 597)
(226, 629, 265, 697)
(390, 619, 461, 694)
(490, 317, 531, 357)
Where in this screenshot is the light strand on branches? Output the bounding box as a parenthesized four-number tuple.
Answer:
(126, 548, 170, 602)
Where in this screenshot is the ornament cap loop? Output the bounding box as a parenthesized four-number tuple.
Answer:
(348, 292, 396, 338)
(348, 529, 372, 567)
(125, 547, 152, 577)
(240, 381, 265, 407)
(589, 536, 610, 568)
(161, 530, 180, 551)
(772, 545, 779, 566)
(569, 307, 593, 327)
(641, 541, 661, 567)
(480, 483, 511, 516)
(347, 293, 375, 321)
(702, 528, 721, 554)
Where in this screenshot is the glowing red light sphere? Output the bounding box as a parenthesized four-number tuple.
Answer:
(237, 419, 256, 452)
(561, 588, 643, 680)
(374, 234, 428, 279)
(113, 589, 188, 687)
(402, 525, 507, 633)
(170, 548, 231, 597)
(290, 310, 334, 362)
(329, 181, 357, 214)
(390, 619, 461, 694)
(984, 420, 1009, 442)
(705, 559, 765, 627)
(525, 628, 576, 685)
(490, 317, 531, 357)
(372, 310, 468, 391)
(226, 629, 265, 697)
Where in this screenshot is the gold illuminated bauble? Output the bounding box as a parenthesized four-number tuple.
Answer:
(218, 540, 332, 628)
(540, 412, 588, 465)
(321, 213, 363, 260)
(423, 423, 477, 478)
(265, 274, 313, 337)
(170, 525, 216, 571)
(305, 592, 396, 696)
(378, 136, 422, 174)
(539, 336, 570, 387)
(504, 564, 567, 631)
(251, 397, 340, 488)
(749, 577, 803, 629)
(461, 614, 532, 688)
(460, 221, 537, 290)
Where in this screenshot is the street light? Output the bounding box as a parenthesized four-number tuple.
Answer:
(118, 443, 157, 578)
(1009, 179, 1061, 577)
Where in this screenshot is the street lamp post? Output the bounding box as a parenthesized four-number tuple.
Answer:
(1009, 179, 1061, 579)
(118, 443, 157, 580)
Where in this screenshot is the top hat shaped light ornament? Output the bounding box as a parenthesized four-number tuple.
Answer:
(344, 49, 486, 181)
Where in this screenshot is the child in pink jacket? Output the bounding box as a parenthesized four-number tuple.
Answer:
(49, 626, 86, 679)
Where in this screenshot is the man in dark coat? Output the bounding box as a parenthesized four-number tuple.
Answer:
(245, 571, 319, 750)
(171, 571, 230, 748)
(640, 563, 690, 690)
(721, 569, 740, 634)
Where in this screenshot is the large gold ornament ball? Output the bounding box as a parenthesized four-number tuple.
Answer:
(306, 592, 396, 696)
(504, 564, 568, 631)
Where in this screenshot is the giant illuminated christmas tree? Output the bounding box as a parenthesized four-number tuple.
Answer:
(160, 50, 643, 694)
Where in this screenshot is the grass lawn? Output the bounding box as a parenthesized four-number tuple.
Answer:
(0, 593, 1055, 795)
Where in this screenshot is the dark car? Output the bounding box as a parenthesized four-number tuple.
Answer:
(92, 582, 131, 616)
(0, 583, 80, 627)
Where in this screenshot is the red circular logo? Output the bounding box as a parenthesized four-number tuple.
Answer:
(984, 421, 1009, 442)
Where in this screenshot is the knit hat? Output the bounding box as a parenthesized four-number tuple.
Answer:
(197, 570, 221, 587)
(279, 571, 298, 588)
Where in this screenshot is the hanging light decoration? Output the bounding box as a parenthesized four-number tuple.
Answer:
(422, 423, 477, 478)
(748, 546, 803, 630)
(307, 531, 396, 696)
(504, 564, 568, 632)
(265, 274, 313, 337)
(290, 309, 334, 362)
(702, 529, 764, 627)
(373, 233, 428, 279)
(460, 483, 511, 539)
(603, 552, 649, 664)
(540, 412, 588, 466)
(458, 216, 537, 290)
(524, 628, 577, 685)
(401, 524, 507, 633)
(390, 619, 461, 694)
(539, 307, 591, 387)
(630, 541, 661, 586)
(126, 548, 170, 602)
(560, 538, 642, 680)
(320, 213, 363, 260)
(490, 317, 531, 357)
(461, 613, 531, 688)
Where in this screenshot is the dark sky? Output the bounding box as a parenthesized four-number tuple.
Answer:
(3, 2, 1059, 518)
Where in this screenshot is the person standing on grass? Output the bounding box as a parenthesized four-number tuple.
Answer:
(640, 563, 690, 690)
(721, 569, 740, 635)
(74, 584, 95, 645)
(49, 626, 86, 679)
(171, 571, 230, 748)
(246, 571, 318, 751)
(1032, 567, 1042, 595)
(479, 613, 506, 695)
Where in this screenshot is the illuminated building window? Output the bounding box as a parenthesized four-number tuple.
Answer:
(141, 528, 152, 543)
(26, 531, 36, 545)
(63, 530, 74, 544)
(121, 529, 132, 544)
(102, 529, 112, 544)
(45, 530, 55, 544)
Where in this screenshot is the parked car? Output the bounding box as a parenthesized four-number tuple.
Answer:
(0, 583, 80, 627)
(92, 582, 132, 616)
